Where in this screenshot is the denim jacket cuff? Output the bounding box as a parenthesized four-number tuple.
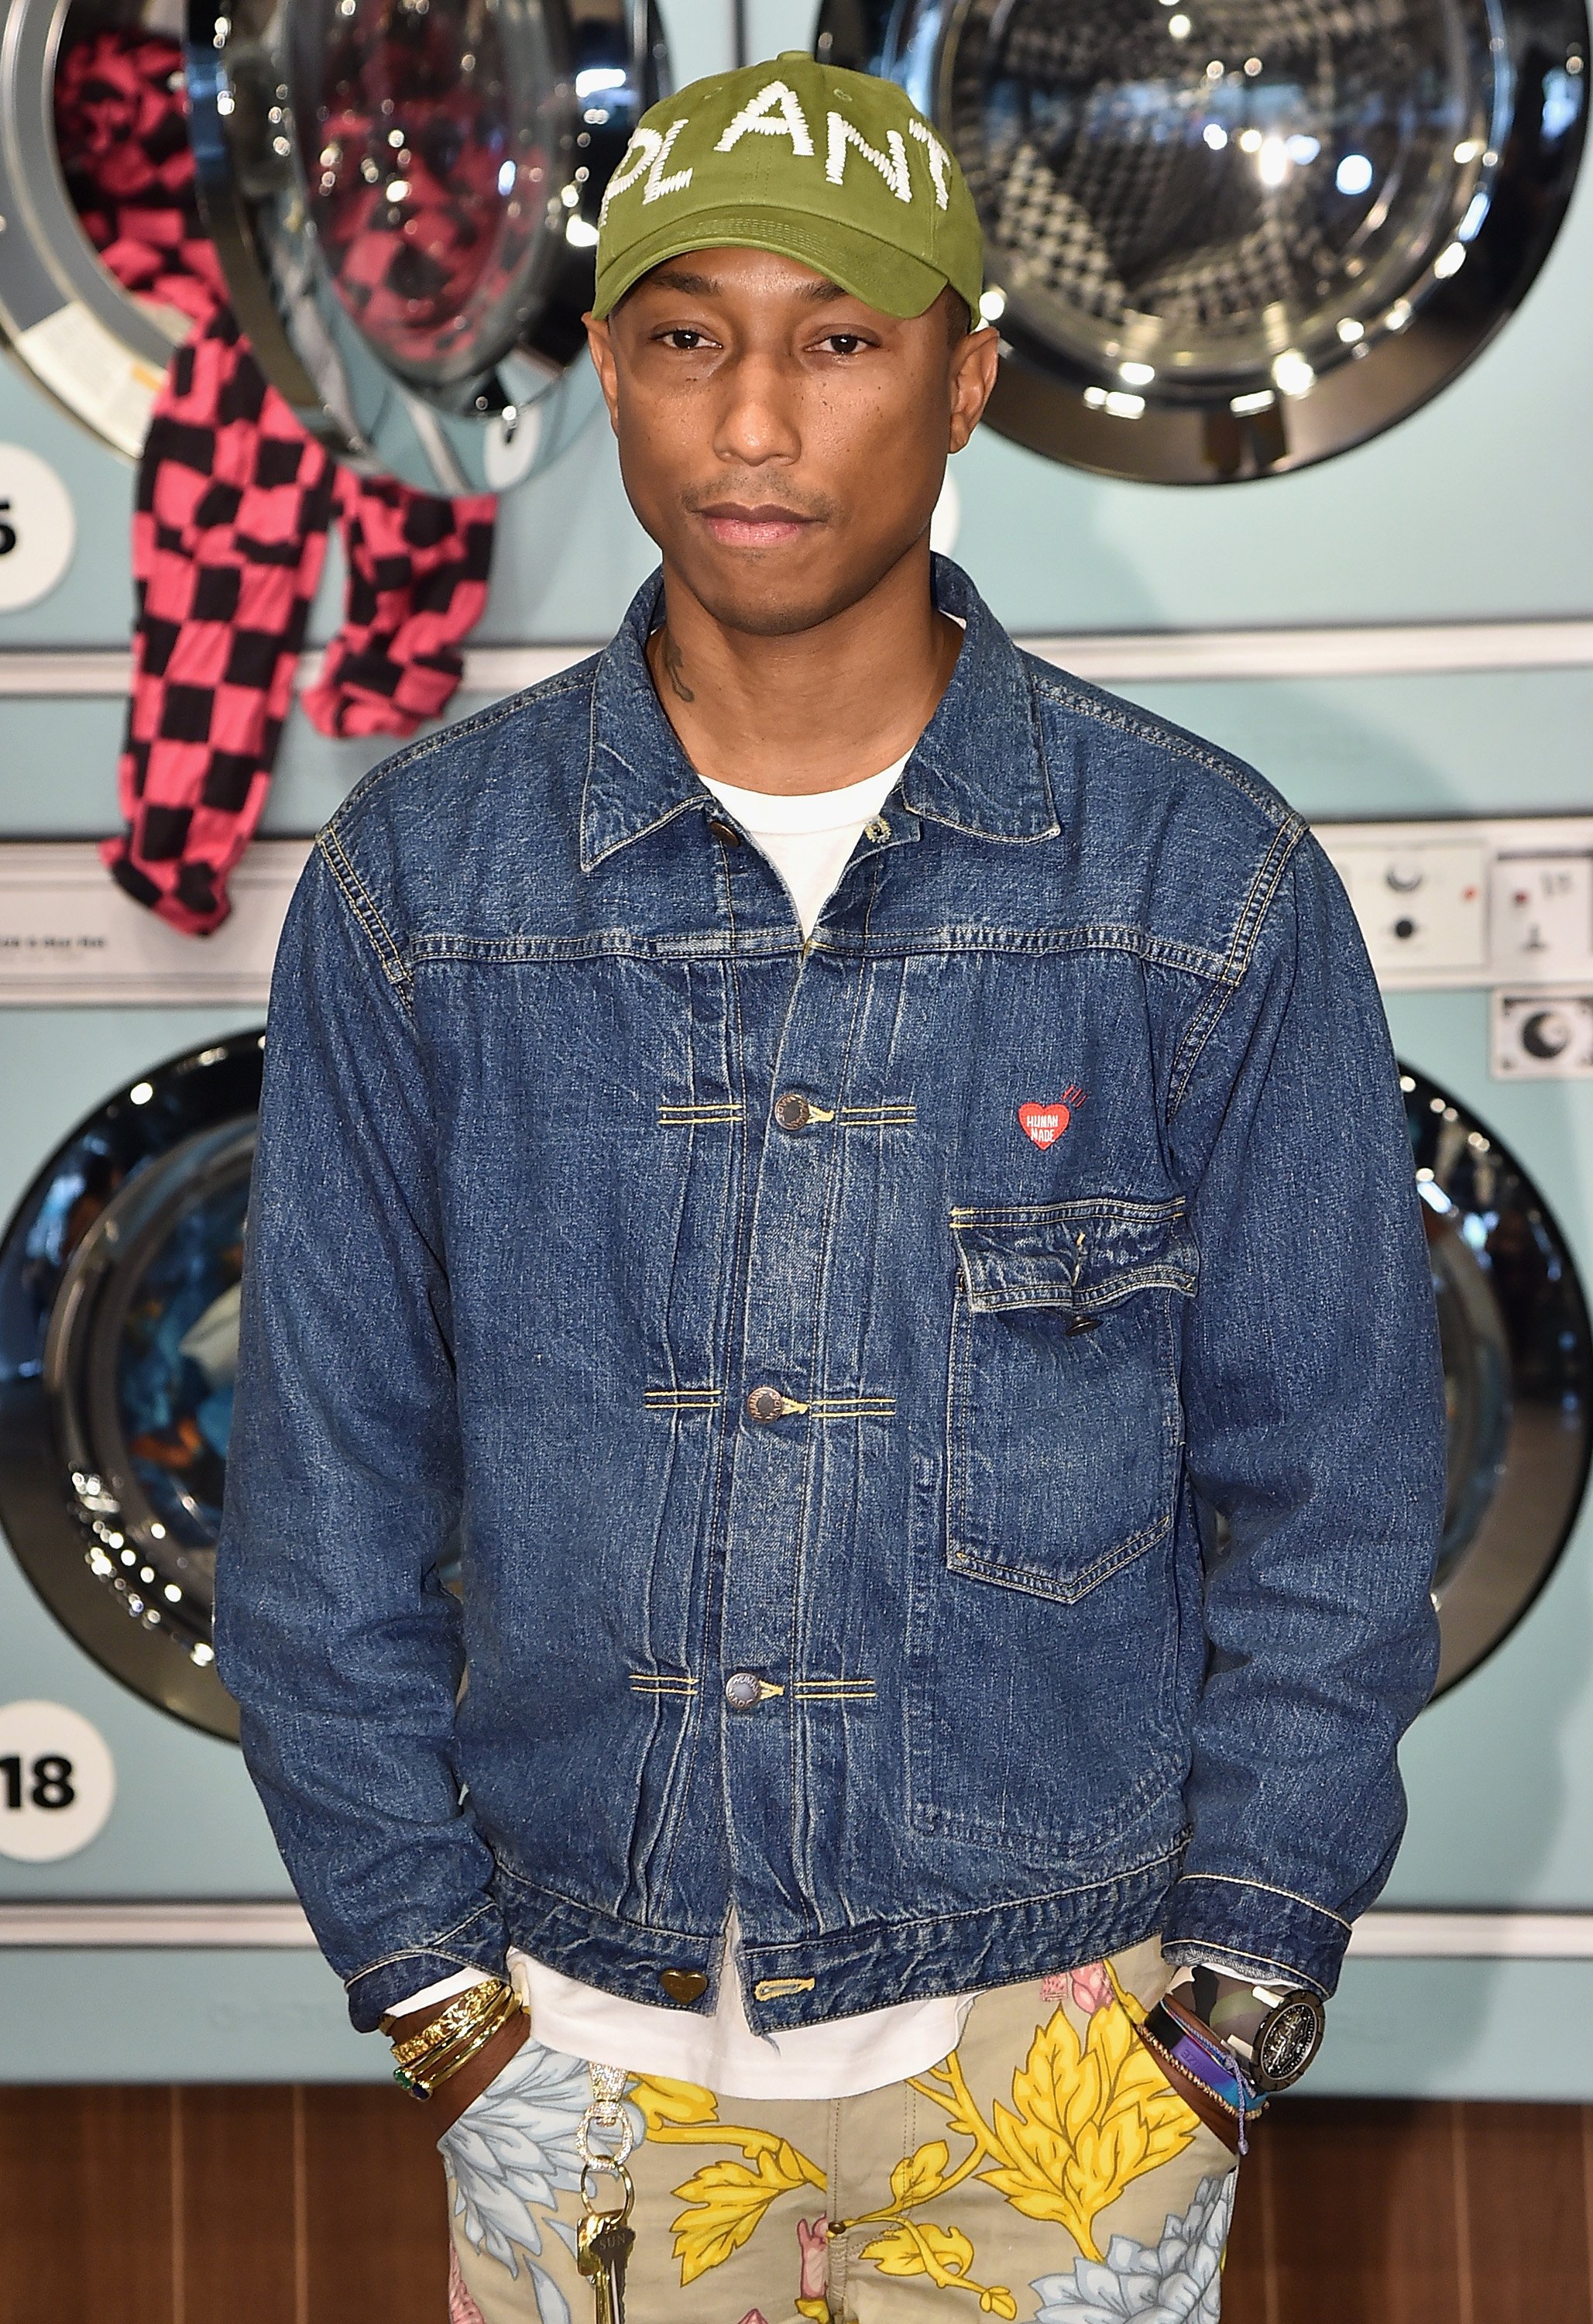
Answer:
(343, 1922, 510, 2033)
(1161, 1871, 1349, 1996)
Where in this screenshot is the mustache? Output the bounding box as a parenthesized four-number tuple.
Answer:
(681, 481, 836, 522)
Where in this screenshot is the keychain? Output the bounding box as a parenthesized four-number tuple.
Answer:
(575, 2062, 636, 2324)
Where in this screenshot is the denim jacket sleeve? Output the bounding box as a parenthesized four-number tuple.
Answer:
(1160, 830, 1447, 1996)
(215, 837, 509, 2031)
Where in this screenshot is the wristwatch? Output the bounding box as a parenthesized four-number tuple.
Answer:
(1216, 1982, 1327, 2093)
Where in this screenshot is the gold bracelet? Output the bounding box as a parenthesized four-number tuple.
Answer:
(390, 1980, 520, 2092)
(386, 1977, 511, 2063)
(384, 1975, 508, 2054)
(393, 1996, 517, 2101)
(391, 1998, 517, 2090)
(393, 1989, 524, 2102)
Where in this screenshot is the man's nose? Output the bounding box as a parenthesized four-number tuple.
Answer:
(712, 349, 803, 466)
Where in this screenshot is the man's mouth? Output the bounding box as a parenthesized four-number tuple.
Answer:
(694, 501, 821, 548)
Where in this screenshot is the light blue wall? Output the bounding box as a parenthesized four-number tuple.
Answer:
(0, 0, 1590, 2092)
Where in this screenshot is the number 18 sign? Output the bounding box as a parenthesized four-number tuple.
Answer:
(0, 1700, 115, 1861)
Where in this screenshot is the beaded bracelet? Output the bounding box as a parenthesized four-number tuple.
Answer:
(1138, 1998, 1265, 2155)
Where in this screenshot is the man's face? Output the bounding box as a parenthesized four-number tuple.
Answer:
(585, 248, 999, 638)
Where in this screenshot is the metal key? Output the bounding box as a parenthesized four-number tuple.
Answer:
(576, 2186, 635, 2324)
(576, 2064, 636, 2324)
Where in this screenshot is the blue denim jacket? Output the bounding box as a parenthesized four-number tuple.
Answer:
(217, 556, 1445, 2036)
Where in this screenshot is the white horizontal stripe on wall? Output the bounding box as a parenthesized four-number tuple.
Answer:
(2, 620, 1591, 699)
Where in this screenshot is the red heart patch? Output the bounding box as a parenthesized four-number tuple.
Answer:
(1018, 1088, 1085, 1148)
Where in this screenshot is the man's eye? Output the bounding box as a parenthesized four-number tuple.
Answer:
(659, 328, 710, 350)
(819, 333, 869, 356)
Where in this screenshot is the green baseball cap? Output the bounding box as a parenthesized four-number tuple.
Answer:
(592, 53, 984, 325)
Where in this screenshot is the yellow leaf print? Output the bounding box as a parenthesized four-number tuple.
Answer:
(890, 2139, 950, 2207)
(863, 2221, 975, 2279)
(974, 2003, 1195, 2261)
(859, 2219, 1014, 2310)
(670, 2144, 818, 2284)
(626, 2077, 826, 2288)
(628, 2075, 823, 2176)
(627, 2075, 719, 2135)
(921, 2055, 988, 2151)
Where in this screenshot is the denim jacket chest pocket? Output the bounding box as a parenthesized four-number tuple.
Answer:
(946, 1198, 1200, 1604)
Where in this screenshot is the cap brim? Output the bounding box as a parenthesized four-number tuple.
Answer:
(591, 206, 949, 321)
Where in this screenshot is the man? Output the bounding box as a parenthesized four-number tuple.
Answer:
(217, 51, 1446, 2324)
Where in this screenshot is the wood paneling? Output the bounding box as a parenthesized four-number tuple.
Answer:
(1220, 2145, 1273, 2324)
(1463, 2103, 1593, 2324)
(0, 2085, 175, 2324)
(300, 2084, 447, 2323)
(178, 2087, 301, 2324)
(0, 2084, 441, 2324)
(1262, 2101, 1466, 2324)
(2, 2088, 1593, 2319)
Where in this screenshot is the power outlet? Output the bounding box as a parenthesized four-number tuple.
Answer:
(1492, 991, 1593, 1078)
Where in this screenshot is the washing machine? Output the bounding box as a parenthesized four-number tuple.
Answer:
(0, 0, 665, 481)
(821, 0, 1588, 483)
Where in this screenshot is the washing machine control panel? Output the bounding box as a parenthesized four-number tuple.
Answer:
(1317, 815, 1593, 1076)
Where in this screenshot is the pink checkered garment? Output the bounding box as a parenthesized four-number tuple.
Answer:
(60, 29, 497, 935)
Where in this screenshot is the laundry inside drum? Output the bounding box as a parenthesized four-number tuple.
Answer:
(290, 0, 565, 388)
(51, 0, 216, 350)
(951, 0, 1501, 403)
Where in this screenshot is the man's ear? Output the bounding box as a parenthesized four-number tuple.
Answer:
(583, 313, 621, 437)
(948, 323, 1001, 454)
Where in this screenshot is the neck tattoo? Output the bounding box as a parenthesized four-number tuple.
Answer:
(661, 631, 695, 704)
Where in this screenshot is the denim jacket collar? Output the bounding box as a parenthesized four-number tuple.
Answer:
(579, 554, 1059, 870)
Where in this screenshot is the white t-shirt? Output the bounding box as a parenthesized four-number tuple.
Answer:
(694, 752, 908, 937)
(393, 748, 978, 2099)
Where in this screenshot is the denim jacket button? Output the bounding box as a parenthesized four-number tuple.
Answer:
(706, 817, 742, 846)
(659, 1968, 709, 2003)
(724, 1672, 763, 1711)
(746, 1385, 785, 1422)
(774, 1092, 812, 1131)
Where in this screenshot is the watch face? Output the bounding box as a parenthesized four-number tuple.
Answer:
(1251, 1993, 1327, 2090)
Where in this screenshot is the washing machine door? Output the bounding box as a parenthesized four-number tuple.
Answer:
(0, 0, 202, 458)
(186, 0, 668, 491)
(1404, 1066, 1593, 1693)
(0, 1033, 265, 1738)
(819, 0, 1588, 482)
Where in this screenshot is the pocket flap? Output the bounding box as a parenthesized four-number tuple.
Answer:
(949, 1198, 1198, 1314)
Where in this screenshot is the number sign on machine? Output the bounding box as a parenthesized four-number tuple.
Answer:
(0, 1700, 115, 1862)
(0, 444, 75, 611)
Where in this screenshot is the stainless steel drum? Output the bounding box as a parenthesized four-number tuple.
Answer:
(819, 0, 1588, 480)
(187, 0, 670, 490)
(1405, 1064, 1592, 1693)
(0, 1032, 263, 1737)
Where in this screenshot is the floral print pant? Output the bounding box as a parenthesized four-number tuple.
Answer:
(440, 1938, 1239, 2324)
